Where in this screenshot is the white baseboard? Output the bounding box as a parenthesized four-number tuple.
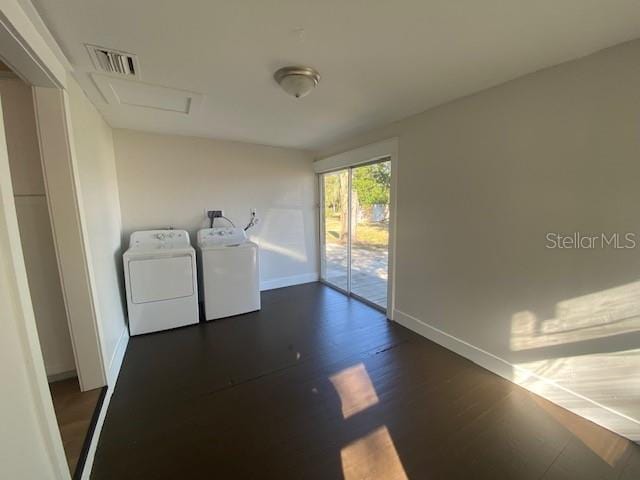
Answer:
(80, 384, 114, 480)
(81, 326, 129, 479)
(46, 369, 77, 383)
(107, 327, 129, 387)
(260, 272, 319, 291)
(394, 308, 640, 443)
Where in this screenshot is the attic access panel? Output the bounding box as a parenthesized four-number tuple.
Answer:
(92, 73, 202, 114)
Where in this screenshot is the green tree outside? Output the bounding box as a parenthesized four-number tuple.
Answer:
(352, 161, 390, 206)
(322, 161, 391, 247)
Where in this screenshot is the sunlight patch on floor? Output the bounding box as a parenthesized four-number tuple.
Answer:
(329, 363, 379, 419)
(508, 280, 640, 445)
(513, 350, 640, 453)
(340, 426, 408, 480)
(531, 395, 629, 467)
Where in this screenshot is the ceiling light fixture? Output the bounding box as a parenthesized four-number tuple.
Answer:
(274, 66, 320, 98)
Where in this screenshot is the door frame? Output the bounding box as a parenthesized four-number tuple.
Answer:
(315, 138, 398, 319)
(0, 2, 107, 478)
(0, 88, 70, 480)
(1, 1, 107, 392)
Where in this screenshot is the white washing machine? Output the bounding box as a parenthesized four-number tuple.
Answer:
(123, 230, 199, 335)
(197, 227, 260, 321)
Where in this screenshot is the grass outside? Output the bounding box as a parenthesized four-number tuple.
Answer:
(324, 214, 389, 248)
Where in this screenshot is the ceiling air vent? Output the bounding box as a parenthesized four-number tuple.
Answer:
(86, 44, 139, 78)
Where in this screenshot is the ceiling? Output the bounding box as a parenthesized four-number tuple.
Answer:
(30, 0, 640, 150)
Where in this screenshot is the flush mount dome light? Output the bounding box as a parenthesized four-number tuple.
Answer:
(274, 66, 320, 98)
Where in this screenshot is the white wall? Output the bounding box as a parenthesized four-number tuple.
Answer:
(317, 39, 640, 441)
(113, 129, 318, 290)
(65, 77, 128, 383)
(1, 76, 74, 378)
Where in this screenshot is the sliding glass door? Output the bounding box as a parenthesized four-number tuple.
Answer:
(320, 159, 391, 310)
(320, 169, 349, 291)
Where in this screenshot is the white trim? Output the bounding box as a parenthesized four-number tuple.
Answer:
(46, 369, 77, 383)
(79, 385, 113, 480)
(387, 140, 398, 320)
(314, 138, 398, 173)
(260, 272, 319, 291)
(0, 5, 73, 477)
(79, 329, 128, 479)
(347, 167, 352, 292)
(107, 327, 129, 387)
(0, 90, 69, 479)
(13, 0, 74, 73)
(79, 328, 128, 479)
(34, 87, 107, 391)
(78, 327, 128, 478)
(318, 175, 327, 281)
(0, 2, 67, 88)
(394, 308, 640, 442)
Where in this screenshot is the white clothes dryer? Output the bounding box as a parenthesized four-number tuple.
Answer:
(123, 230, 198, 335)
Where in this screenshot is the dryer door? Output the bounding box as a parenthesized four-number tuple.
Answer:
(128, 255, 194, 304)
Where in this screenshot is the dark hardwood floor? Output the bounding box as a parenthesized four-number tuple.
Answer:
(92, 282, 640, 479)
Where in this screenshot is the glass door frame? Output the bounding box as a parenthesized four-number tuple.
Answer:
(319, 166, 352, 296)
(319, 156, 393, 314)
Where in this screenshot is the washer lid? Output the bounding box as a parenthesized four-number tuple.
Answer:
(198, 227, 247, 247)
(199, 241, 257, 251)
